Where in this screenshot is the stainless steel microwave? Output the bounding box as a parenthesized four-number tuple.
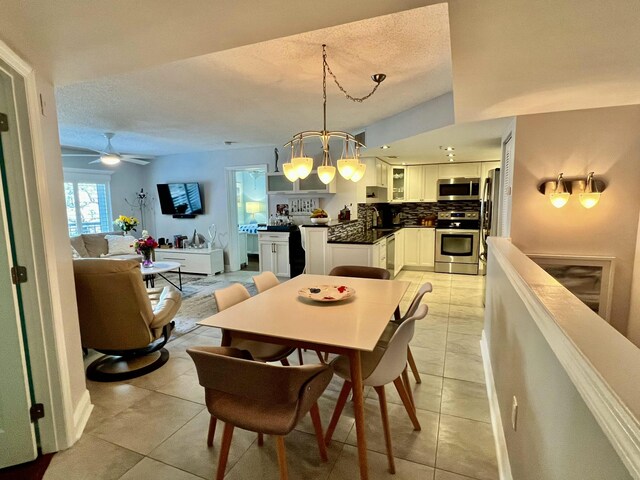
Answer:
(437, 177, 481, 201)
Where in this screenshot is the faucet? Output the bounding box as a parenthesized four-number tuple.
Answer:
(371, 207, 379, 228)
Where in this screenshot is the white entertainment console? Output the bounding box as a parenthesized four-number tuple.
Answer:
(154, 247, 224, 275)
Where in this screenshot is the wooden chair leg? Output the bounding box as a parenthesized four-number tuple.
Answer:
(297, 348, 304, 365)
(315, 350, 325, 363)
(309, 402, 328, 462)
(216, 422, 235, 480)
(324, 351, 330, 362)
(280, 357, 290, 366)
(276, 436, 288, 480)
(258, 432, 264, 446)
(402, 367, 416, 412)
(407, 346, 422, 384)
(374, 385, 396, 474)
(393, 377, 421, 431)
(207, 415, 217, 447)
(325, 380, 352, 446)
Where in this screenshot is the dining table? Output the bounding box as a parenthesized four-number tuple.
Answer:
(198, 273, 410, 480)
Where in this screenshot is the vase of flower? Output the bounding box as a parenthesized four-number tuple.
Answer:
(114, 215, 139, 233)
(134, 232, 158, 268)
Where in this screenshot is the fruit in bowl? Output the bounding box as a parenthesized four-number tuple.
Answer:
(310, 209, 330, 224)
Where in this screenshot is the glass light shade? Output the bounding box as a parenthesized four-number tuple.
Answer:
(579, 192, 600, 209)
(337, 158, 358, 180)
(317, 165, 336, 184)
(549, 192, 570, 208)
(100, 154, 121, 165)
(350, 162, 367, 182)
(283, 163, 299, 182)
(292, 157, 313, 179)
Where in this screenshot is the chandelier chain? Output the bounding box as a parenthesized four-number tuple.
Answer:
(323, 48, 381, 103)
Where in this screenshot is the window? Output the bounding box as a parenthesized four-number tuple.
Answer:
(63, 169, 113, 236)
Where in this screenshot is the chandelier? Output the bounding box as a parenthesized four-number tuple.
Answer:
(282, 44, 386, 184)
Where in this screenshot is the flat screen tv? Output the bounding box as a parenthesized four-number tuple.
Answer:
(157, 183, 204, 217)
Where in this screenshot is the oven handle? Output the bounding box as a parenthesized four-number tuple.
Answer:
(436, 229, 480, 235)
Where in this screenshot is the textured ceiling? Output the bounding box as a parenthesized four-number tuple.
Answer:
(56, 4, 452, 156)
(370, 117, 512, 165)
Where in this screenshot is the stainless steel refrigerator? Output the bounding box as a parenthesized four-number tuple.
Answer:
(480, 168, 500, 272)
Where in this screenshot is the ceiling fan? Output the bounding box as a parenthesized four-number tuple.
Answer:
(61, 132, 154, 166)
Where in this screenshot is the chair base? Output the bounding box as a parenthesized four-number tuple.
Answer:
(86, 348, 170, 382)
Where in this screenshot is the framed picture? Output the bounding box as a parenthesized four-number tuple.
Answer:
(276, 204, 289, 216)
(528, 254, 615, 323)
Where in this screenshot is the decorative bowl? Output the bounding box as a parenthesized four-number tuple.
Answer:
(298, 285, 355, 302)
(310, 217, 330, 224)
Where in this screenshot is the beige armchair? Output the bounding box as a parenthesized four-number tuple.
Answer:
(73, 258, 182, 381)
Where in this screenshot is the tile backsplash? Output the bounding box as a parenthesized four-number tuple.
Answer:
(358, 201, 481, 227)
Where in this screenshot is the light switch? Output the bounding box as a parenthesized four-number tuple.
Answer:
(511, 396, 518, 431)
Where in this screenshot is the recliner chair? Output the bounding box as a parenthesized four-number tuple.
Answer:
(73, 258, 182, 381)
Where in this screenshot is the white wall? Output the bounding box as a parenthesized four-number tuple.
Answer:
(147, 146, 276, 265)
(628, 212, 640, 345)
(510, 104, 640, 340)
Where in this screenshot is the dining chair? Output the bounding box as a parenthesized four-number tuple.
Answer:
(187, 346, 333, 480)
(382, 282, 434, 388)
(326, 265, 393, 362)
(252, 271, 325, 365)
(213, 283, 296, 365)
(324, 304, 428, 474)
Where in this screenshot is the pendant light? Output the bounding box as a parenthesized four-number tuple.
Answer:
(283, 45, 385, 184)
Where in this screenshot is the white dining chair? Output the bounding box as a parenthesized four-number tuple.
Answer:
(324, 304, 428, 474)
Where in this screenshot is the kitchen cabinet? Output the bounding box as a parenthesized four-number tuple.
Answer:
(301, 227, 328, 274)
(359, 157, 389, 203)
(406, 165, 438, 202)
(437, 162, 481, 179)
(267, 172, 335, 195)
(390, 166, 406, 202)
(258, 232, 290, 277)
(395, 228, 405, 276)
(326, 240, 388, 270)
(375, 159, 389, 188)
(403, 228, 435, 269)
(155, 248, 224, 275)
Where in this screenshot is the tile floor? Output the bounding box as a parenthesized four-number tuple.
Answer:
(44, 270, 498, 480)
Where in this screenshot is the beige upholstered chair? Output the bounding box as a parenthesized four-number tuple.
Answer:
(187, 346, 333, 480)
(252, 271, 280, 293)
(213, 283, 296, 364)
(328, 265, 391, 280)
(325, 304, 428, 474)
(73, 258, 182, 381)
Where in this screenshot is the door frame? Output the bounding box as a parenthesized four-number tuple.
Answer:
(225, 164, 268, 272)
(0, 40, 89, 453)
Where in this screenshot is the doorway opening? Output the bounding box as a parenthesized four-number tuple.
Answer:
(233, 167, 267, 272)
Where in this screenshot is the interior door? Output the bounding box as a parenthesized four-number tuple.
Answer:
(0, 112, 38, 467)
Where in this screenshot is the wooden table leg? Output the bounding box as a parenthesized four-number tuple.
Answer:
(348, 350, 369, 480)
(221, 330, 232, 347)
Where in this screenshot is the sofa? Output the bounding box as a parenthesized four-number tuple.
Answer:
(70, 231, 142, 261)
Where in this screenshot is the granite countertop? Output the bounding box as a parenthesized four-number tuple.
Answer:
(301, 219, 359, 228)
(327, 224, 435, 245)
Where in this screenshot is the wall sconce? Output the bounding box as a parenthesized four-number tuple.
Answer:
(537, 172, 606, 209)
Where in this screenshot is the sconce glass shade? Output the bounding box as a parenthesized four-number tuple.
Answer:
(317, 165, 336, 184)
(350, 162, 367, 182)
(292, 157, 313, 179)
(337, 158, 358, 180)
(579, 192, 600, 209)
(283, 163, 299, 182)
(550, 192, 570, 208)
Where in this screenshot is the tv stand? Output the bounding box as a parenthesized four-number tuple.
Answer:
(154, 247, 224, 275)
(172, 214, 196, 219)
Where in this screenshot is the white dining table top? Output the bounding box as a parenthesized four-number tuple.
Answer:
(198, 274, 410, 352)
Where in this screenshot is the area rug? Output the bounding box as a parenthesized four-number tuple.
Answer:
(153, 274, 257, 337)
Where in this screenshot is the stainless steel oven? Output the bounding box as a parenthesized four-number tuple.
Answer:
(437, 177, 481, 201)
(435, 211, 480, 275)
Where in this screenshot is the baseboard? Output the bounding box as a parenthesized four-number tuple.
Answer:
(72, 389, 93, 442)
(481, 331, 513, 480)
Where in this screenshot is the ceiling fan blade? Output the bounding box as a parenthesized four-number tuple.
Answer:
(121, 153, 155, 160)
(121, 157, 150, 165)
(88, 159, 102, 164)
(61, 153, 100, 157)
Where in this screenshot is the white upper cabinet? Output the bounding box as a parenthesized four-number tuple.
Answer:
(390, 166, 406, 202)
(267, 172, 335, 195)
(406, 165, 438, 202)
(437, 162, 481, 179)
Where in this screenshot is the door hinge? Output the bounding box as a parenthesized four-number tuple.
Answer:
(11, 265, 28, 284)
(0, 112, 8, 132)
(30, 403, 45, 422)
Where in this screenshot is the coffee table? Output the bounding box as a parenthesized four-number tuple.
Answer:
(140, 261, 183, 291)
